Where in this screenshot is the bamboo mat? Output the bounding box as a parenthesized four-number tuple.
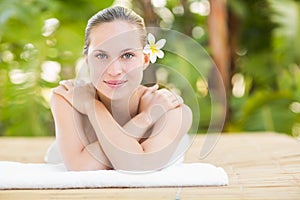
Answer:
(0, 132, 299, 200)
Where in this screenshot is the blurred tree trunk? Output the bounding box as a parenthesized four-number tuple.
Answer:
(138, 0, 158, 26)
(208, 0, 231, 125)
(134, 0, 158, 86)
(181, 0, 193, 35)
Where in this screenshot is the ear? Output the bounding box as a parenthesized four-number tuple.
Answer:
(143, 53, 150, 70)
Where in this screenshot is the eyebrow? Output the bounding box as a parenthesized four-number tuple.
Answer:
(92, 49, 108, 54)
(120, 48, 142, 53)
(92, 47, 142, 54)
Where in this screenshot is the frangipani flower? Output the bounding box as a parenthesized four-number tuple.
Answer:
(143, 33, 166, 63)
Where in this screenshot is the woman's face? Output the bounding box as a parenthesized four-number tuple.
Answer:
(86, 20, 148, 100)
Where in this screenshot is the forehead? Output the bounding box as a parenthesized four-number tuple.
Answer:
(89, 20, 142, 52)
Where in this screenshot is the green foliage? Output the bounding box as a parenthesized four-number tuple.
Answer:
(227, 0, 300, 136)
(0, 0, 299, 137)
(0, 0, 114, 136)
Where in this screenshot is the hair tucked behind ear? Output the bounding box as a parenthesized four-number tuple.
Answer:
(83, 6, 147, 55)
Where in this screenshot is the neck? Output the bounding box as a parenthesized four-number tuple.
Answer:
(97, 90, 140, 126)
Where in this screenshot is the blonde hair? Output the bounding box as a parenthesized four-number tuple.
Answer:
(83, 6, 147, 55)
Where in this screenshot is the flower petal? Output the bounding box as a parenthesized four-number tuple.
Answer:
(150, 53, 157, 63)
(156, 50, 164, 59)
(155, 39, 166, 49)
(148, 33, 155, 44)
(143, 45, 151, 54)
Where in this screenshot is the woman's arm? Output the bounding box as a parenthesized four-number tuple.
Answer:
(53, 81, 192, 171)
(121, 111, 152, 140)
(121, 86, 184, 141)
(50, 91, 111, 171)
(120, 86, 157, 140)
(86, 99, 192, 171)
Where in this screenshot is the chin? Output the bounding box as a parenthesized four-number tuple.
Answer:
(95, 85, 129, 101)
(94, 80, 141, 100)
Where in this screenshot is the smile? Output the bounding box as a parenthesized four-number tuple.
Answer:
(104, 80, 128, 88)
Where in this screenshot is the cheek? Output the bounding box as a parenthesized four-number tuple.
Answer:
(126, 57, 145, 84)
(88, 59, 106, 83)
(126, 65, 144, 84)
(88, 56, 105, 73)
(123, 57, 145, 73)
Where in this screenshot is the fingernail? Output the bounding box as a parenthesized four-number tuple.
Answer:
(51, 88, 57, 94)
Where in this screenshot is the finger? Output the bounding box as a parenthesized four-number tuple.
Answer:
(150, 84, 159, 91)
(155, 88, 173, 98)
(59, 80, 73, 91)
(143, 84, 158, 97)
(147, 84, 159, 94)
(52, 86, 67, 97)
(74, 79, 85, 86)
(166, 90, 181, 101)
(159, 89, 182, 105)
(59, 79, 74, 85)
(170, 99, 181, 108)
(175, 94, 184, 104)
(156, 88, 172, 94)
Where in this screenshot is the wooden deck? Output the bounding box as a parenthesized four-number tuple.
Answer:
(0, 132, 299, 199)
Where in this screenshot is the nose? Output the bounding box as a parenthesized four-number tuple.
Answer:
(106, 59, 122, 77)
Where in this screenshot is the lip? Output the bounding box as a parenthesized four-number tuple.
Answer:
(104, 80, 128, 88)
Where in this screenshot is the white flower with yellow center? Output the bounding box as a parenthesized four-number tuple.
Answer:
(143, 33, 166, 63)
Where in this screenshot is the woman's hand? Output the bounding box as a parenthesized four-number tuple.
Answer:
(139, 85, 183, 123)
(52, 80, 97, 115)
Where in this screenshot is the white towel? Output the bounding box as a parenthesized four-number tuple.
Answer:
(0, 161, 228, 189)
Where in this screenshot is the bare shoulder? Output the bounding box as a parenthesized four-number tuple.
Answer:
(181, 104, 193, 129)
(169, 104, 192, 128)
(51, 90, 92, 145)
(49, 90, 78, 128)
(50, 90, 82, 129)
(152, 103, 192, 133)
(50, 90, 70, 109)
(181, 103, 192, 118)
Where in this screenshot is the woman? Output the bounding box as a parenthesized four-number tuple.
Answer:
(49, 6, 192, 171)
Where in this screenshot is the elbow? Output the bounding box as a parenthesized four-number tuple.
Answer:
(65, 161, 110, 171)
(182, 104, 193, 132)
(63, 153, 111, 171)
(173, 104, 192, 136)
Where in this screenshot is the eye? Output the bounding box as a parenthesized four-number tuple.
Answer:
(122, 52, 134, 59)
(96, 53, 108, 60)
